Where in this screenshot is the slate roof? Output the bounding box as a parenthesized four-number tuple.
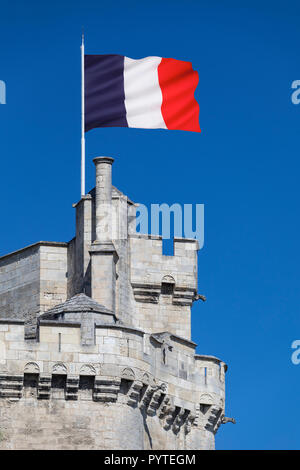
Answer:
(40, 293, 114, 319)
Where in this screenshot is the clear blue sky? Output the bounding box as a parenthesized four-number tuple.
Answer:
(1, 0, 300, 450)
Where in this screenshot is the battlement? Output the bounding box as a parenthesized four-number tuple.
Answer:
(0, 316, 226, 449)
(130, 234, 198, 297)
(0, 156, 231, 450)
(0, 158, 200, 340)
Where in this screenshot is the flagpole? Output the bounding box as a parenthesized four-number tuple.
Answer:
(81, 32, 85, 197)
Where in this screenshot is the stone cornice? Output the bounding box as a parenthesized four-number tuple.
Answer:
(129, 234, 163, 241)
(151, 332, 197, 349)
(195, 354, 228, 372)
(1, 368, 225, 435)
(0, 241, 68, 262)
(132, 282, 197, 306)
(0, 318, 25, 324)
(39, 320, 81, 328)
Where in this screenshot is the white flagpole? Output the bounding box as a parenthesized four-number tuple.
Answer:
(81, 32, 85, 197)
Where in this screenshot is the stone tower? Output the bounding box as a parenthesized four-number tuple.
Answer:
(0, 157, 232, 450)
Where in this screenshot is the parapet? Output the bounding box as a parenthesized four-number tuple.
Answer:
(0, 313, 227, 449)
(130, 234, 198, 306)
(0, 156, 232, 449)
(0, 159, 201, 340)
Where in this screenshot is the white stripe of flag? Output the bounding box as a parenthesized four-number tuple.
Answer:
(123, 56, 167, 129)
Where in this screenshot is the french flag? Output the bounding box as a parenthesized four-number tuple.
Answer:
(85, 55, 200, 133)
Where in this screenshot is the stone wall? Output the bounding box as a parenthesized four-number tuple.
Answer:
(0, 398, 216, 450)
(39, 244, 68, 313)
(0, 244, 40, 320)
(130, 235, 198, 339)
(0, 400, 144, 450)
(112, 193, 134, 326)
(0, 157, 230, 450)
(0, 182, 199, 342)
(0, 242, 68, 323)
(0, 320, 226, 450)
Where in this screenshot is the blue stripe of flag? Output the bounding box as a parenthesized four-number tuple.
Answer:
(85, 55, 128, 132)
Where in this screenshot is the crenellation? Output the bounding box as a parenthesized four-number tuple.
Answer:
(0, 156, 232, 449)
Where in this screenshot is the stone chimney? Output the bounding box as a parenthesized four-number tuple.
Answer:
(89, 157, 118, 312)
(93, 156, 114, 242)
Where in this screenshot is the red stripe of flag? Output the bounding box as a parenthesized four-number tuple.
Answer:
(158, 58, 200, 133)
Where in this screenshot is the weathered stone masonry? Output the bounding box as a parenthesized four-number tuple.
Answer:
(0, 156, 233, 450)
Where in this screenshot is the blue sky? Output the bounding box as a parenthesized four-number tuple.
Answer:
(1, 0, 300, 449)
